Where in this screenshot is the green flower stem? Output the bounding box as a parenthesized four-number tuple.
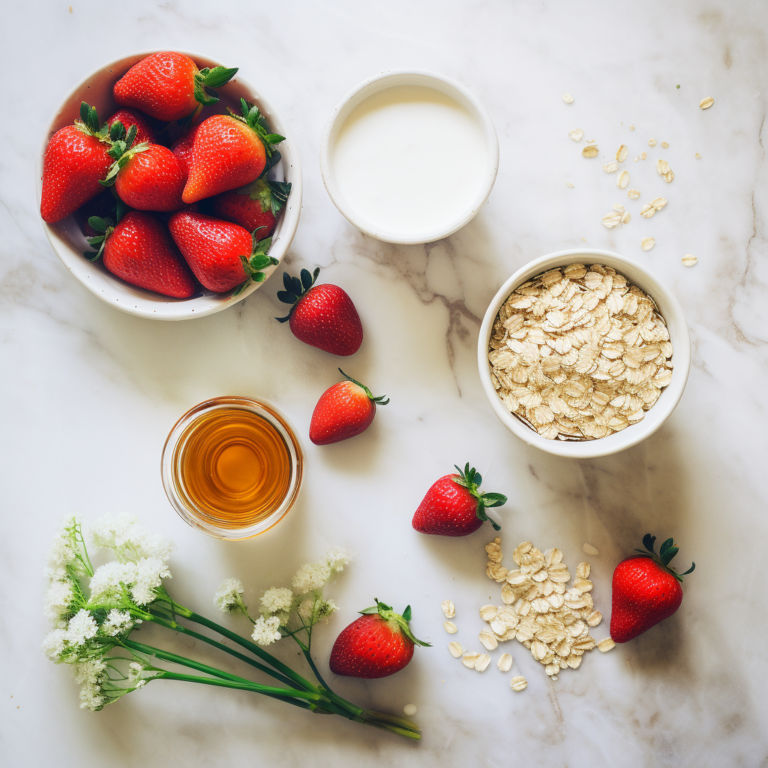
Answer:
(146, 608, 297, 690)
(361, 709, 421, 732)
(124, 640, 321, 706)
(159, 671, 323, 702)
(157, 597, 320, 695)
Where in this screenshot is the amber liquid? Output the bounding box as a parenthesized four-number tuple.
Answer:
(176, 407, 293, 529)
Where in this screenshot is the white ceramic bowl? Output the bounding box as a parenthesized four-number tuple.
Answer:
(36, 50, 302, 321)
(319, 70, 499, 244)
(478, 249, 691, 459)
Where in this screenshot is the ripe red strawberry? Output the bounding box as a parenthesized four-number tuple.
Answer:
(412, 464, 506, 536)
(610, 534, 695, 643)
(107, 109, 157, 145)
(212, 178, 292, 238)
(171, 125, 199, 181)
(168, 211, 278, 294)
(113, 52, 238, 122)
(309, 370, 388, 445)
(85, 211, 194, 298)
(111, 144, 186, 212)
(182, 99, 285, 204)
(40, 102, 113, 223)
(276, 269, 363, 356)
(329, 600, 430, 679)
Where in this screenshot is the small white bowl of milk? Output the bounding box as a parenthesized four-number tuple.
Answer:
(320, 71, 499, 244)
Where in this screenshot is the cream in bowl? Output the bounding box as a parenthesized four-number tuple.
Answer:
(478, 249, 691, 459)
(320, 71, 499, 244)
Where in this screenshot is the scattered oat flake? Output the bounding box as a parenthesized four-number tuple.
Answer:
(621, 211, 631, 225)
(569, 128, 584, 141)
(498, 653, 513, 672)
(648, 139, 657, 147)
(563, 93, 574, 103)
(475, 654, 491, 672)
(404, 703, 417, 716)
(582, 146, 599, 158)
(586, 139, 596, 143)
(629, 124, 635, 131)
(448, 641, 463, 658)
(700, 96, 714, 109)
(441, 600, 455, 619)
(661, 142, 669, 148)
(586, 610, 602, 627)
(479, 630, 499, 651)
(602, 211, 622, 228)
(628, 189, 640, 199)
(617, 171, 629, 189)
(597, 638, 616, 652)
(634, 157, 639, 162)
(651, 197, 667, 211)
(613, 203, 625, 212)
(641, 152, 647, 160)
(510, 676, 528, 692)
(583, 543, 599, 556)
(640, 203, 655, 218)
(566, 182, 575, 188)
(641, 237, 656, 251)
(664, 170, 674, 183)
(682, 254, 698, 266)
(616, 145, 628, 162)
(695, 153, 701, 159)
(462, 652, 480, 669)
(603, 162, 619, 173)
(443, 621, 458, 634)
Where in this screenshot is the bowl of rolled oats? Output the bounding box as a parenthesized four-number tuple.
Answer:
(478, 249, 690, 458)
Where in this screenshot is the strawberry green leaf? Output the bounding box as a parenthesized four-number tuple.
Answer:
(659, 538, 674, 556)
(260, 150, 282, 178)
(200, 66, 238, 89)
(87, 216, 111, 234)
(300, 269, 313, 291)
(681, 562, 696, 575)
(642, 534, 657, 554)
(109, 120, 125, 142)
(276, 290, 297, 304)
(264, 133, 286, 145)
(660, 546, 679, 566)
(359, 599, 431, 648)
(339, 369, 390, 405)
(481, 493, 507, 508)
(451, 463, 506, 530)
(402, 605, 412, 622)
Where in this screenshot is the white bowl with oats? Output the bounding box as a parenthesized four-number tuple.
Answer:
(478, 249, 690, 458)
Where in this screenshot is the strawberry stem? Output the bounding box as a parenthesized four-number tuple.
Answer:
(359, 599, 431, 647)
(634, 533, 695, 583)
(451, 463, 506, 531)
(227, 99, 285, 158)
(338, 369, 389, 405)
(275, 268, 321, 322)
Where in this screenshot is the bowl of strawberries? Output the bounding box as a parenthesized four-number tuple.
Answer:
(36, 50, 302, 320)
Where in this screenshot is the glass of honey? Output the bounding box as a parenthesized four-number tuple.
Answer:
(161, 397, 303, 540)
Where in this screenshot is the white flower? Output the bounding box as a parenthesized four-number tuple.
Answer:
(214, 578, 245, 612)
(90, 513, 174, 563)
(44, 580, 74, 623)
(128, 662, 144, 683)
(44, 518, 82, 581)
(67, 610, 98, 646)
(325, 547, 351, 573)
(298, 598, 315, 621)
(317, 599, 338, 620)
(251, 616, 282, 646)
(292, 562, 331, 594)
(42, 628, 69, 661)
(260, 587, 294, 615)
(89, 562, 137, 604)
(298, 597, 337, 624)
(72, 659, 107, 711)
(101, 610, 133, 637)
(131, 557, 171, 605)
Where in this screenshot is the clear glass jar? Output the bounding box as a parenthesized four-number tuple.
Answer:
(161, 396, 303, 540)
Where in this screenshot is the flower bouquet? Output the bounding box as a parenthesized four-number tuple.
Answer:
(42, 515, 421, 740)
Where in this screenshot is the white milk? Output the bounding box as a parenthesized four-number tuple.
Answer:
(332, 85, 488, 239)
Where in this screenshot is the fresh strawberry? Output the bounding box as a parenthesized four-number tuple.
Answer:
(171, 125, 199, 181)
(109, 144, 186, 212)
(412, 464, 506, 536)
(276, 269, 363, 356)
(85, 211, 195, 298)
(212, 177, 292, 238)
(309, 370, 388, 445)
(107, 109, 157, 145)
(168, 211, 278, 294)
(40, 102, 114, 223)
(610, 534, 695, 643)
(182, 99, 285, 204)
(113, 52, 238, 122)
(329, 599, 430, 679)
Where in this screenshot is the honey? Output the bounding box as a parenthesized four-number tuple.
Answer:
(163, 398, 302, 537)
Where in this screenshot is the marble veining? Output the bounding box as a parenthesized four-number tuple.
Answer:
(2, 1, 767, 766)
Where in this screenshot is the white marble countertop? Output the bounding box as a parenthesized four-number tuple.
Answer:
(2, 1, 767, 765)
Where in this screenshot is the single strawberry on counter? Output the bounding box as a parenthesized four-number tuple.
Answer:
(212, 177, 292, 239)
(168, 211, 278, 294)
(309, 370, 388, 446)
(610, 534, 695, 643)
(276, 268, 363, 356)
(40, 102, 114, 223)
(412, 464, 506, 537)
(329, 599, 430, 679)
(85, 211, 195, 298)
(107, 109, 157, 145)
(113, 52, 238, 122)
(182, 99, 285, 204)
